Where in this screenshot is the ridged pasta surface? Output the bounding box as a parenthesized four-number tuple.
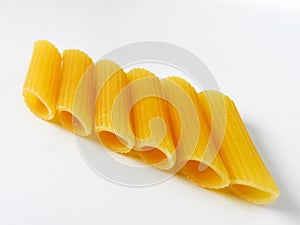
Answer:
(198, 91, 280, 204)
(57, 49, 94, 136)
(23, 40, 61, 120)
(94, 60, 135, 153)
(162, 77, 229, 188)
(127, 69, 176, 170)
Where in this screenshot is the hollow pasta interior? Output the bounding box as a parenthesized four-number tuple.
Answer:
(140, 146, 168, 166)
(230, 180, 279, 204)
(182, 160, 229, 188)
(59, 110, 86, 135)
(98, 130, 131, 153)
(23, 90, 51, 119)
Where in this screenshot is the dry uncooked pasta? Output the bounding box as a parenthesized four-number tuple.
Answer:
(161, 77, 230, 188)
(23, 41, 280, 204)
(94, 60, 135, 153)
(198, 91, 280, 204)
(57, 49, 94, 136)
(127, 68, 176, 170)
(23, 40, 61, 120)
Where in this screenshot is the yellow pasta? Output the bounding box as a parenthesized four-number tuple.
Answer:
(23, 40, 61, 120)
(23, 39, 280, 204)
(161, 77, 229, 188)
(127, 69, 176, 170)
(94, 60, 135, 153)
(198, 91, 279, 204)
(57, 49, 94, 136)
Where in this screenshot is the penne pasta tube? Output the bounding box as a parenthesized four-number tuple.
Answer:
(94, 60, 135, 153)
(127, 68, 175, 170)
(198, 91, 280, 204)
(57, 49, 94, 136)
(23, 40, 61, 120)
(161, 77, 229, 189)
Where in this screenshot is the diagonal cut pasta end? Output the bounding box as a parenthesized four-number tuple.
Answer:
(182, 160, 230, 189)
(97, 129, 133, 154)
(230, 180, 280, 205)
(198, 90, 280, 204)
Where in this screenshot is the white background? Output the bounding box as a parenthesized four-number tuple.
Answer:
(1, 0, 300, 224)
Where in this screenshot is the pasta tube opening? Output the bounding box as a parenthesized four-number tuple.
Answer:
(98, 131, 130, 153)
(230, 181, 280, 204)
(59, 110, 86, 136)
(23, 90, 51, 119)
(182, 160, 228, 188)
(140, 146, 168, 166)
